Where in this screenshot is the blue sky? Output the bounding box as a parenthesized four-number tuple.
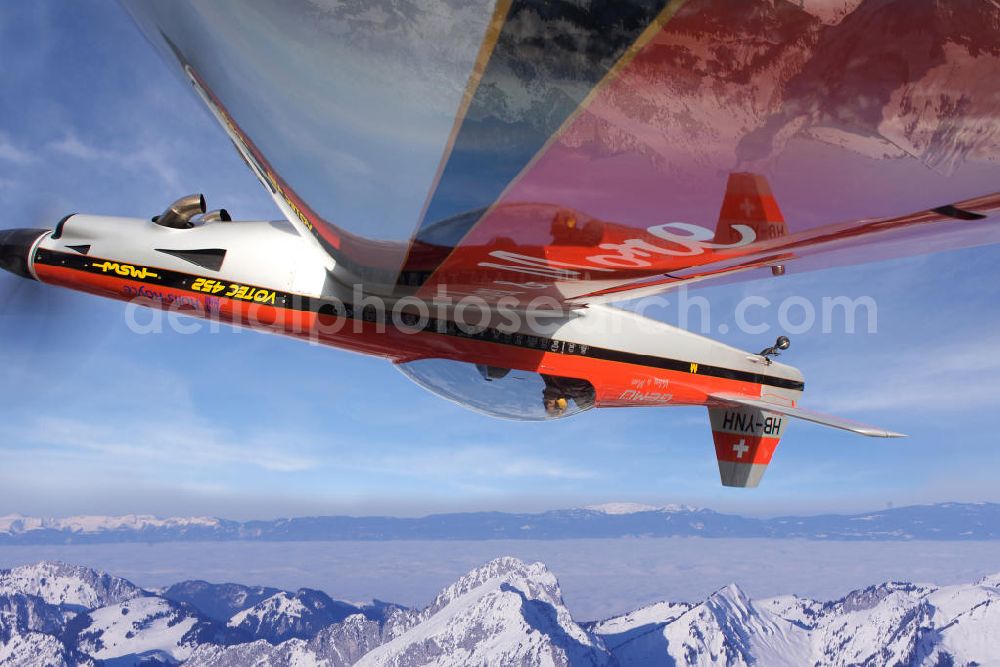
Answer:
(1, 0, 1000, 520)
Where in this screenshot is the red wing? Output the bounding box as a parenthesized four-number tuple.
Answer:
(567, 190, 1000, 305)
(413, 172, 1000, 307)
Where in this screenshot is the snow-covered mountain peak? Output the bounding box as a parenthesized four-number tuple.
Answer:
(0, 515, 41, 534)
(0, 561, 142, 609)
(225, 587, 371, 643)
(159, 580, 283, 623)
(599, 579, 815, 666)
(70, 596, 204, 663)
(0, 514, 220, 535)
(706, 582, 754, 618)
(975, 571, 1000, 590)
(5, 558, 1000, 665)
(358, 557, 608, 667)
(228, 591, 308, 628)
(422, 556, 563, 619)
(588, 599, 693, 643)
(830, 580, 936, 614)
(582, 502, 698, 514)
(674, 582, 805, 665)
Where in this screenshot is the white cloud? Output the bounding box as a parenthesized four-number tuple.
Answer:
(366, 445, 598, 481)
(46, 132, 181, 190)
(46, 134, 103, 160)
(813, 337, 1000, 414)
(13, 414, 318, 473)
(0, 133, 37, 164)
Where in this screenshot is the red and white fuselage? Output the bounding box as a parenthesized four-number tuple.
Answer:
(7, 208, 808, 487)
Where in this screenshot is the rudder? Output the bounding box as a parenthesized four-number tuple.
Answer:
(708, 404, 787, 488)
(714, 172, 787, 246)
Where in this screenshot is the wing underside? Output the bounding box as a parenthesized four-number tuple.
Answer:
(414, 175, 1000, 308)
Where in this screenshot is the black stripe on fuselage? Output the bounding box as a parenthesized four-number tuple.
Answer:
(33, 248, 805, 391)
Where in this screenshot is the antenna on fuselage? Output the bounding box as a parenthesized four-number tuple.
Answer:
(756, 336, 790, 365)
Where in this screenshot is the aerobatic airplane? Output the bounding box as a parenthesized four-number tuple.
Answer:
(2, 0, 999, 487)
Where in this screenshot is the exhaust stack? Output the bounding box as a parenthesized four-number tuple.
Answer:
(154, 194, 206, 229)
(202, 208, 232, 222)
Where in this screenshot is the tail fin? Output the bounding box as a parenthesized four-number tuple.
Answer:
(714, 172, 787, 246)
(708, 392, 905, 488)
(708, 404, 787, 488)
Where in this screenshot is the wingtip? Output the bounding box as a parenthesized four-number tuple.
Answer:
(856, 426, 907, 438)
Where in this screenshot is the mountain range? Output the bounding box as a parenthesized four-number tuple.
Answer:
(2, 502, 999, 544)
(1, 557, 998, 666)
(563, 0, 1000, 180)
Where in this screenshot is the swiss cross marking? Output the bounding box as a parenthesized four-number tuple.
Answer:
(732, 439, 750, 459)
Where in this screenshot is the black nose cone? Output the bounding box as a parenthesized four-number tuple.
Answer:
(0, 228, 48, 280)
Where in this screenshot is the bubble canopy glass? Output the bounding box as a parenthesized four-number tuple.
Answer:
(397, 358, 595, 421)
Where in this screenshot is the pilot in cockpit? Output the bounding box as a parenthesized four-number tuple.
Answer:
(542, 374, 596, 416)
(474, 365, 595, 417)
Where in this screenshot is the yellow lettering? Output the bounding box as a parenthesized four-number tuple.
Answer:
(92, 261, 157, 280)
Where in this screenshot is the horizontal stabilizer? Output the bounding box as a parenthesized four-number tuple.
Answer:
(710, 392, 906, 438)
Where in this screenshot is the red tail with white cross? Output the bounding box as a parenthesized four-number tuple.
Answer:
(707, 404, 787, 488)
(712, 172, 788, 246)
